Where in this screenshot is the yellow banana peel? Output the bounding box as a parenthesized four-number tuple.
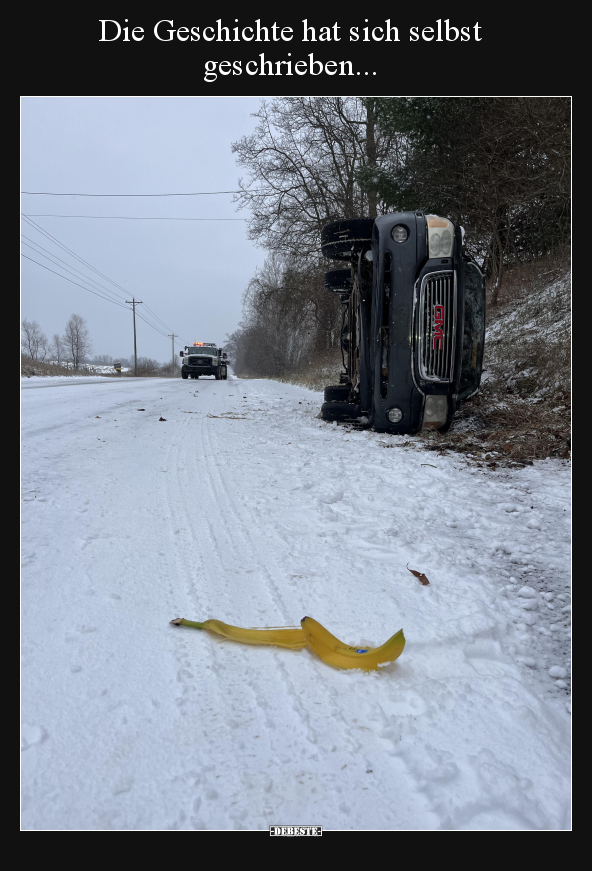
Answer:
(170, 616, 405, 670)
(300, 616, 405, 671)
(170, 617, 307, 649)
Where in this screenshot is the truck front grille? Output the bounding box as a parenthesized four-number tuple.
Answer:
(418, 271, 456, 382)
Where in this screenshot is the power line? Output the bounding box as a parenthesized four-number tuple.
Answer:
(21, 215, 129, 298)
(133, 309, 170, 339)
(22, 252, 183, 345)
(21, 254, 130, 309)
(21, 214, 192, 349)
(21, 242, 129, 309)
(23, 250, 196, 355)
(22, 214, 247, 221)
(23, 217, 187, 341)
(142, 302, 180, 337)
(22, 190, 249, 197)
(21, 236, 130, 306)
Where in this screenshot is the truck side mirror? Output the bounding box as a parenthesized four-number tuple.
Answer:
(223, 353, 227, 359)
(179, 351, 184, 357)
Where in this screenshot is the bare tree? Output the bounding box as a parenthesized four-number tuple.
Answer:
(37, 333, 49, 361)
(62, 314, 91, 370)
(229, 98, 407, 378)
(21, 319, 47, 360)
(50, 333, 64, 365)
(232, 253, 342, 378)
(232, 98, 401, 262)
(159, 357, 181, 378)
(134, 357, 160, 376)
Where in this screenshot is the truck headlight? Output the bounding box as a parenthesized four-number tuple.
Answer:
(440, 229, 452, 256)
(391, 225, 408, 243)
(429, 233, 441, 257)
(422, 395, 448, 429)
(426, 215, 454, 258)
(212, 358, 218, 365)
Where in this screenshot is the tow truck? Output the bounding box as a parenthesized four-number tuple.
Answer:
(179, 342, 228, 380)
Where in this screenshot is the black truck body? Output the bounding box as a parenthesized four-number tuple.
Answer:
(320, 212, 485, 434)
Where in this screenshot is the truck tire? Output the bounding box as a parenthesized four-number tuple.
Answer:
(324, 385, 350, 402)
(321, 218, 374, 261)
(324, 268, 353, 293)
(320, 401, 361, 422)
(182, 372, 188, 379)
(214, 369, 221, 380)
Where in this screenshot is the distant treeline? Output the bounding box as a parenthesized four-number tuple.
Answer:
(21, 314, 180, 376)
(227, 97, 570, 377)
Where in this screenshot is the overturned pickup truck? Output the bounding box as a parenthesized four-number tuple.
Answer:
(320, 212, 485, 433)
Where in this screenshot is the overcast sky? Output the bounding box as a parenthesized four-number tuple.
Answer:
(21, 97, 267, 363)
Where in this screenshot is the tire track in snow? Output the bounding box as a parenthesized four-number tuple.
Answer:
(199, 410, 296, 623)
(197, 396, 426, 817)
(196, 411, 326, 753)
(186, 396, 325, 764)
(159, 409, 322, 827)
(159, 415, 262, 828)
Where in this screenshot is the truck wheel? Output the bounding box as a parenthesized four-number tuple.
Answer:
(321, 218, 374, 261)
(214, 369, 221, 380)
(182, 372, 188, 379)
(320, 401, 361, 422)
(324, 268, 353, 293)
(324, 385, 350, 402)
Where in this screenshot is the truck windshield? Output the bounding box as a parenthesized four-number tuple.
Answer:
(187, 348, 217, 356)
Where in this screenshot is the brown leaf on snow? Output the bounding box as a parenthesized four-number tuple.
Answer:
(137, 409, 145, 411)
(95, 416, 100, 418)
(158, 417, 167, 421)
(406, 562, 430, 585)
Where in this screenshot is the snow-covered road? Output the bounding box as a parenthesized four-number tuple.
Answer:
(21, 375, 571, 830)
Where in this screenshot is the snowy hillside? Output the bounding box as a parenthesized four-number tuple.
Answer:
(485, 267, 570, 400)
(427, 261, 571, 465)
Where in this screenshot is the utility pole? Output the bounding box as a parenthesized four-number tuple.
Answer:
(168, 334, 178, 369)
(125, 298, 143, 376)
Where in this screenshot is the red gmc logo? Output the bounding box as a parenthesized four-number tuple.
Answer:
(433, 305, 444, 349)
